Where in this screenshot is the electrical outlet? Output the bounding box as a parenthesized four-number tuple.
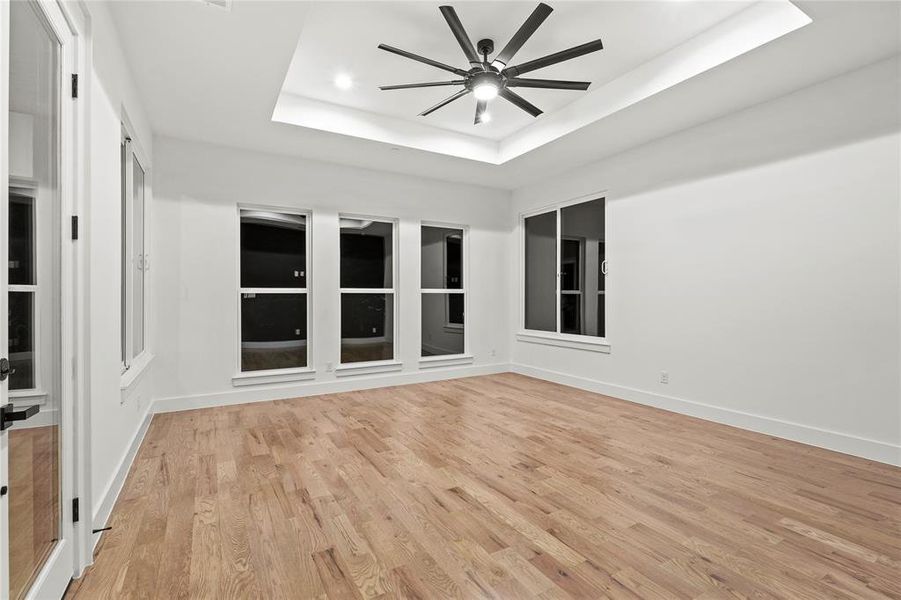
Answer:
(326, 362, 334, 372)
(489, 349, 496, 357)
(660, 371, 669, 384)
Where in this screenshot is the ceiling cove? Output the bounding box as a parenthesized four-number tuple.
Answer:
(272, 0, 812, 164)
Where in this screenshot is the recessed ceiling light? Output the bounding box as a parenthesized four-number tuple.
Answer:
(334, 73, 353, 90)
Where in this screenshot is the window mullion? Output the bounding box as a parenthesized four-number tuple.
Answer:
(240, 287, 307, 294)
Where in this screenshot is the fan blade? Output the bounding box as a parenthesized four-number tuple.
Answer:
(439, 6, 481, 67)
(378, 44, 469, 76)
(506, 77, 590, 91)
(492, 3, 553, 69)
(474, 99, 488, 124)
(500, 88, 542, 117)
(380, 80, 465, 91)
(420, 89, 471, 116)
(503, 39, 604, 77)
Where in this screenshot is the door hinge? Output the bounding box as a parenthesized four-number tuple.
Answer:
(71, 215, 79, 240)
(72, 497, 80, 523)
(71, 74, 78, 99)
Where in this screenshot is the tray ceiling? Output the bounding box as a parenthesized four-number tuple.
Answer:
(273, 1, 811, 163)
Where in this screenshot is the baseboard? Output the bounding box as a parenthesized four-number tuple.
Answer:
(511, 363, 901, 467)
(91, 406, 153, 551)
(154, 362, 511, 414)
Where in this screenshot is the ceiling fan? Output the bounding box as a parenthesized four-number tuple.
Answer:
(378, 3, 603, 125)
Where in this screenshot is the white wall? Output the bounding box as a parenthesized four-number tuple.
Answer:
(151, 137, 511, 409)
(511, 57, 901, 465)
(84, 1, 155, 530)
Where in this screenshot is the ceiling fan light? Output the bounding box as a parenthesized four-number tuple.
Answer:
(473, 82, 499, 101)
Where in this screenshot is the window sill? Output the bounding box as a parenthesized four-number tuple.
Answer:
(335, 360, 403, 377)
(120, 352, 155, 393)
(418, 354, 474, 369)
(232, 367, 317, 387)
(9, 389, 48, 405)
(516, 331, 611, 353)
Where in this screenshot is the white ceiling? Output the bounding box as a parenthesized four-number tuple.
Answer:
(274, 0, 813, 162)
(108, 1, 901, 189)
(280, 1, 753, 141)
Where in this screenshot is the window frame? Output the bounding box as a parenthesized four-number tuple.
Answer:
(120, 120, 153, 390)
(518, 193, 610, 353)
(419, 222, 470, 366)
(233, 204, 314, 385)
(336, 213, 401, 374)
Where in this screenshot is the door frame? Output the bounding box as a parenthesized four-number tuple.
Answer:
(0, 0, 90, 597)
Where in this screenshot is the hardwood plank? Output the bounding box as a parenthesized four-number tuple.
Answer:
(67, 374, 901, 599)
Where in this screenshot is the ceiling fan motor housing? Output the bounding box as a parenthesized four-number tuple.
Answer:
(467, 69, 503, 93)
(477, 38, 495, 57)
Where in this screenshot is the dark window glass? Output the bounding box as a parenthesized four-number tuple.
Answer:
(561, 238, 581, 291)
(446, 238, 462, 289)
(560, 199, 605, 337)
(448, 293, 464, 325)
(421, 226, 463, 289)
(9, 193, 34, 285)
(598, 242, 605, 292)
(597, 293, 605, 338)
(421, 294, 464, 356)
(561, 294, 581, 335)
(240, 211, 306, 288)
(8, 291, 34, 390)
(341, 293, 393, 363)
(240, 293, 307, 371)
(524, 211, 556, 332)
(340, 220, 392, 288)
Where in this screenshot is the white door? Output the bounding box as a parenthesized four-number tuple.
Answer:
(1, 1, 76, 598)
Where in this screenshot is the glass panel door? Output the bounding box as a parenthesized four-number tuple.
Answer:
(5, 1, 64, 598)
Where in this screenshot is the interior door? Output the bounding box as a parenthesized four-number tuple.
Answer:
(1, 1, 75, 598)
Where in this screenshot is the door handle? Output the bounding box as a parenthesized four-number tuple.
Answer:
(0, 403, 40, 431)
(0, 357, 10, 381)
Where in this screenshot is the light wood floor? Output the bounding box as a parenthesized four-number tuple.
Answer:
(10, 425, 59, 600)
(67, 374, 901, 599)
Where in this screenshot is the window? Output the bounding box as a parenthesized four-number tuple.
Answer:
(339, 217, 396, 364)
(8, 188, 37, 390)
(420, 225, 466, 357)
(238, 208, 309, 373)
(523, 197, 606, 340)
(120, 131, 150, 373)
